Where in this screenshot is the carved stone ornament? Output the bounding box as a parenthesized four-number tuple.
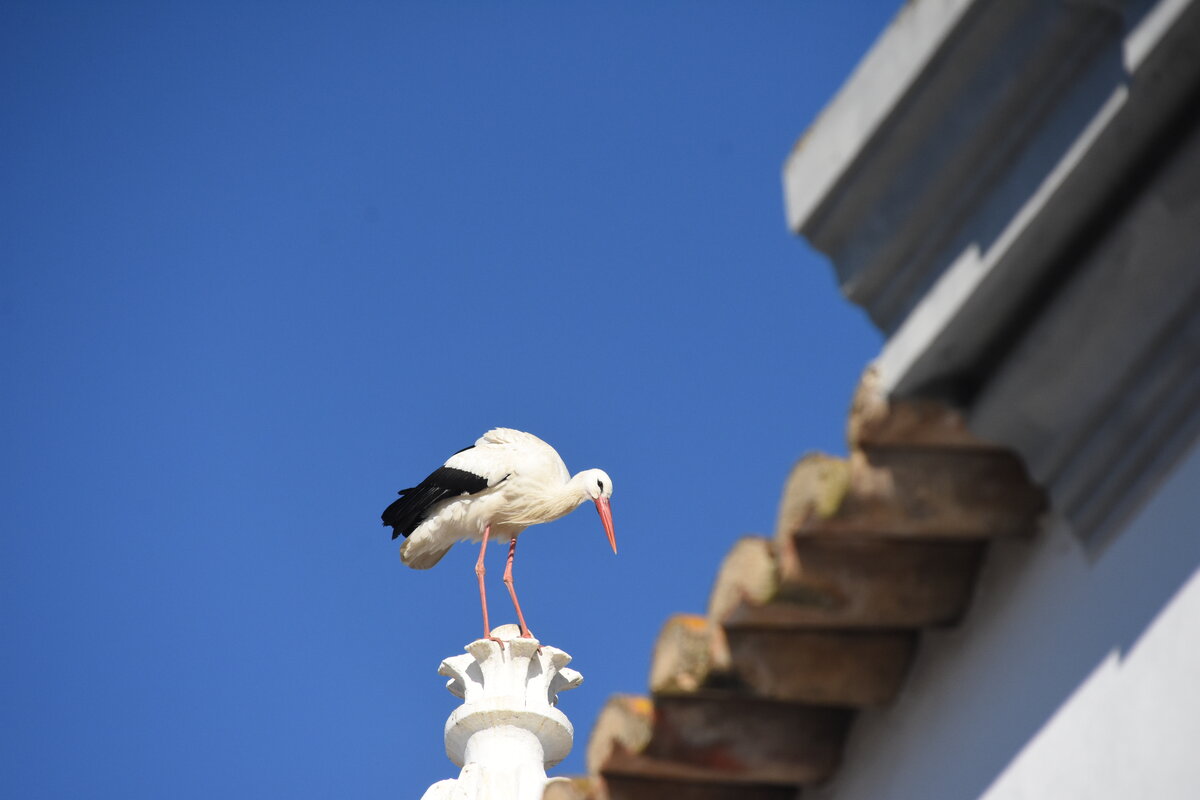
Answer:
(421, 624, 584, 800)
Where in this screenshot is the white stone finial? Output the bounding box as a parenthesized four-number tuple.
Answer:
(421, 624, 584, 800)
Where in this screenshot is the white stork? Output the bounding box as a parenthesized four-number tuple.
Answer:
(381, 428, 616, 642)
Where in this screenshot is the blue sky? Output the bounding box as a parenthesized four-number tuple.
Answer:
(2, 2, 894, 797)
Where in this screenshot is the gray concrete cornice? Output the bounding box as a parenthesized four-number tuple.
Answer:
(786, 0, 1140, 335)
(782, 0, 975, 236)
(785, 0, 1200, 543)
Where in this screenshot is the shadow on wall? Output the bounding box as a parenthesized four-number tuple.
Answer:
(825, 442, 1200, 800)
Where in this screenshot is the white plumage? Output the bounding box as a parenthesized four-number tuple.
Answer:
(382, 428, 616, 640)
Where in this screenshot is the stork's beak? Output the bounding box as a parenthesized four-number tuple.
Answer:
(594, 496, 617, 554)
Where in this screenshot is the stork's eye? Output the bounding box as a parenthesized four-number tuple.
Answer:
(598, 479, 605, 492)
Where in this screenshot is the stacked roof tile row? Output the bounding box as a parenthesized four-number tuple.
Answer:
(552, 367, 1046, 800)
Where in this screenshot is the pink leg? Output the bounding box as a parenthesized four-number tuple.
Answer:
(475, 524, 501, 643)
(503, 537, 534, 639)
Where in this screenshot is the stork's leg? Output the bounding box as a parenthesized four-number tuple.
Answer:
(475, 524, 501, 644)
(503, 537, 533, 639)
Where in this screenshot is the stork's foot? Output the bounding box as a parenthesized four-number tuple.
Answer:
(485, 635, 506, 649)
(517, 629, 543, 652)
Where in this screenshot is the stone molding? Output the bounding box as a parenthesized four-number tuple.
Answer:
(423, 625, 583, 800)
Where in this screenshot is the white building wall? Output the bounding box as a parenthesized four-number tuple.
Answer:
(819, 443, 1200, 800)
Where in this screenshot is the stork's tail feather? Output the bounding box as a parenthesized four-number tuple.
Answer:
(382, 486, 446, 540)
(400, 535, 454, 569)
(382, 490, 423, 539)
(383, 468, 485, 540)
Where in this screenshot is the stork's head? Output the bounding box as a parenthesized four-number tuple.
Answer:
(578, 468, 616, 555)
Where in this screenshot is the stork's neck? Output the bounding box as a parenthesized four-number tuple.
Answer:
(550, 472, 596, 514)
(564, 471, 596, 502)
(506, 472, 593, 527)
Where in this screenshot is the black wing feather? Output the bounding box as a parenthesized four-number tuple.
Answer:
(381, 465, 489, 539)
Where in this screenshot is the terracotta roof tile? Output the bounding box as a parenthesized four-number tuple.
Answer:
(566, 365, 1047, 800)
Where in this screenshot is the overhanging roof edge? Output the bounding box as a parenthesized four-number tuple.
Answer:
(783, 0, 976, 235)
